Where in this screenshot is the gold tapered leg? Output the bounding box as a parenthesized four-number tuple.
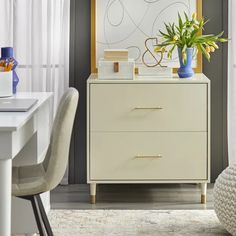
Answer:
(90, 183, 97, 204)
(201, 194, 206, 204)
(90, 195, 96, 204)
(200, 183, 207, 204)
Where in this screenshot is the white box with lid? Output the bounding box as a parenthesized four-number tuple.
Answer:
(98, 59, 135, 80)
(0, 71, 13, 97)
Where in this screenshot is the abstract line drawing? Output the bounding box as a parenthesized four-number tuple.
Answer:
(96, 0, 197, 67)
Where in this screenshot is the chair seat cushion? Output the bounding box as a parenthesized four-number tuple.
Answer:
(12, 164, 49, 197)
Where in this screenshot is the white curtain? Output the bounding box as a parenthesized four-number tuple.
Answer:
(228, 0, 236, 165)
(0, 0, 70, 183)
(0, 0, 70, 111)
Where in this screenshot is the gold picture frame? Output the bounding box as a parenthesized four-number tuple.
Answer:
(91, 0, 202, 74)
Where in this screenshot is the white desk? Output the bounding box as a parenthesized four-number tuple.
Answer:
(0, 92, 53, 236)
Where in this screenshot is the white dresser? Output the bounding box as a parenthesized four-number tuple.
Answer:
(87, 74, 210, 204)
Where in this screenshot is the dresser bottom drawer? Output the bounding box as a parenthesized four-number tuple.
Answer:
(90, 132, 208, 181)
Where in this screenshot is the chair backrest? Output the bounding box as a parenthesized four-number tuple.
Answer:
(43, 88, 79, 191)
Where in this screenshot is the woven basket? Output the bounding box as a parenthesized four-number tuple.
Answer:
(214, 165, 236, 236)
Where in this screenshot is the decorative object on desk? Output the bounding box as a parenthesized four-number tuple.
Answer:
(98, 58, 135, 80)
(177, 47, 195, 78)
(139, 37, 172, 77)
(214, 164, 236, 236)
(0, 47, 19, 93)
(142, 37, 164, 68)
(0, 71, 13, 97)
(155, 12, 227, 78)
(98, 49, 135, 80)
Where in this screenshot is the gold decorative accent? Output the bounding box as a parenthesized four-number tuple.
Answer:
(201, 194, 206, 204)
(196, 0, 203, 73)
(90, 195, 96, 204)
(113, 62, 119, 73)
(142, 37, 164, 68)
(135, 155, 163, 159)
(133, 106, 163, 110)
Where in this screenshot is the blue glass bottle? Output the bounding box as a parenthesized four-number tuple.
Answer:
(0, 47, 19, 94)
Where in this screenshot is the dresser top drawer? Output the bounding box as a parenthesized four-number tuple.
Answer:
(89, 83, 208, 132)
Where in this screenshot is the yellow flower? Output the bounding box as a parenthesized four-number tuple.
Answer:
(206, 52, 211, 59)
(210, 46, 215, 52)
(173, 35, 179, 41)
(162, 48, 167, 53)
(212, 42, 219, 49)
(193, 24, 199, 29)
(154, 47, 162, 52)
(192, 12, 197, 20)
(206, 46, 211, 53)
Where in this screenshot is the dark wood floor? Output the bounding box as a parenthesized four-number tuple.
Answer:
(51, 184, 214, 210)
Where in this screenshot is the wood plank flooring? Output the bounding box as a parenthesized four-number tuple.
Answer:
(51, 184, 214, 210)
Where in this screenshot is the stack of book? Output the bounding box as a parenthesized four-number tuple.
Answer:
(104, 49, 128, 61)
(98, 49, 135, 80)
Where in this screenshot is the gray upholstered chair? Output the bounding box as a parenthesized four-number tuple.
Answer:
(12, 88, 79, 236)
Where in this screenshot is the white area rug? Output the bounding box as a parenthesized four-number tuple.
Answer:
(48, 210, 229, 236)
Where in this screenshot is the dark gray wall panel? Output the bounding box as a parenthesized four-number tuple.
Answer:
(70, 0, 228, 183)
(202, 0, 228, 181)
(69, 0, 91, 183)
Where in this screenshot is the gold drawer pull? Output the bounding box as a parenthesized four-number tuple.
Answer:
(133, 106, 163, 110)
(135, 154, 163, 159)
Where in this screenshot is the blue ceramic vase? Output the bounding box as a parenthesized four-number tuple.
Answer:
(177, 47, 194, 78)
(0, 47, 19, 94)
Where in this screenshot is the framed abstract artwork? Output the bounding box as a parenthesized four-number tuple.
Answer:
(91, 0, 202, 73)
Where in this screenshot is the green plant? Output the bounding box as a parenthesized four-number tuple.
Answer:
(155, 12, 227, 64)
